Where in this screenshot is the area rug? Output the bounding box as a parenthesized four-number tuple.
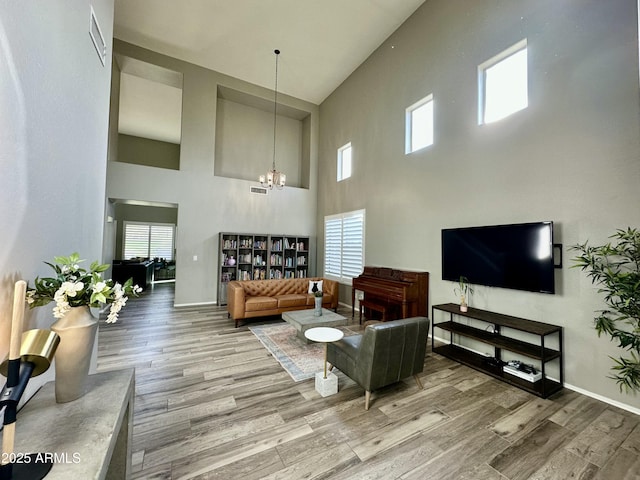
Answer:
(249, 323, 358, 382)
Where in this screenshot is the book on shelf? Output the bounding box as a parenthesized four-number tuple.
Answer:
(270, 270, 283, 279)
(271, 240, 282, 251)
(223, 239, 237, 249)
(221, 272, 233, 282)
(270, 253, 282, 265)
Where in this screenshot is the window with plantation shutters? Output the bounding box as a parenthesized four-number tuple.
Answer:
(123, 222, 175, 260)
(324, 210, 365, 284)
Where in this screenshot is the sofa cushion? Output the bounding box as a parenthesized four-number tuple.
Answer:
(245, 296, 278, 312)
(275, 294, 307, 308)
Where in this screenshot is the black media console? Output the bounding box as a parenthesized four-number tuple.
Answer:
(431, 303, 563, 398)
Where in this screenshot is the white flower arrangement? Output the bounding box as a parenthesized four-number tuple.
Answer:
(26, 253, 142, 323)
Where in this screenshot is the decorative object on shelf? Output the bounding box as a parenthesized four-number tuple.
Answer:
(0, 281, 60, 479)
(259, 49, 286, 190)
(25, 253, 141, 402)
(314, 290, 323, 316)
(454, 276, 473, 312)
(227, 255, 235, 266)
(571, 227, 640, 393)
(49, 306, 97, 403)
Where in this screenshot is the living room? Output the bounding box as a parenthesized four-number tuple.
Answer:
(106, 0, 640, 412)
(1, 0, 640, 477)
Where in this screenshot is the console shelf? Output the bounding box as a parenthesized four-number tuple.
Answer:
(432, 303, 563, 398)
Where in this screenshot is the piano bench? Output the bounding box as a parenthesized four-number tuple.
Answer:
(359, 300, 388, 324)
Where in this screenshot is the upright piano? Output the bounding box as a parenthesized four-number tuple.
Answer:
(352, 266, 429, 320)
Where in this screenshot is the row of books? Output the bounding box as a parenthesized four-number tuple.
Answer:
(221, 268, 308, 282)
(284, 238, 306, 251)
(222, 239, 237, 249)
(237, 269, 268, 281)
(226, 240, 307, 252)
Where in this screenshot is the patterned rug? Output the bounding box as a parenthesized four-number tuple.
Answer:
(249, 323, 358, 382)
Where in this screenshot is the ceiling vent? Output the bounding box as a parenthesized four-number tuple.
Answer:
(250, 186, 269, 196)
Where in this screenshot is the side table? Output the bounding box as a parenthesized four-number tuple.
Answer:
(304, 327, 344, 397)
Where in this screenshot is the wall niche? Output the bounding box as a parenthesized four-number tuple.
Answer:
(116, 55, 183, 170)
(215, 85, 311, 189)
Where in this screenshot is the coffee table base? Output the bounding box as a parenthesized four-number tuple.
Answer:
(315, 371, 338, 397)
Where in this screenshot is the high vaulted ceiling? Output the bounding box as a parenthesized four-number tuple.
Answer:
(113, 0, 427, 105)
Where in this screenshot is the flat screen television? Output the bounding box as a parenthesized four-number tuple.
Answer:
(442, 221, 555, 294)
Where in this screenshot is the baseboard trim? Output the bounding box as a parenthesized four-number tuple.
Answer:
(428, 334, 640, 416)
(174, 301, 218, 307)
(562, 383, 640, 416)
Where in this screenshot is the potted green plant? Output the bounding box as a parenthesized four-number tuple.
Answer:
(454, 276, 473, 312)
(571, 227, 640, 392)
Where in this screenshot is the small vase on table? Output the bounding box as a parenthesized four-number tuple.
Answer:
(314, 291, 323, 316)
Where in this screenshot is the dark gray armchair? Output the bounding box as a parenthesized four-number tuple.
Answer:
(327, 316, 430, 410)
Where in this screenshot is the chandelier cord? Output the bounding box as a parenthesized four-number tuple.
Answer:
(272, 49, 279, 171)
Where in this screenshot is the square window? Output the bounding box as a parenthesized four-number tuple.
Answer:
(337, 142, 352, 181)
(406, 94, 434, 154)
(479, 39, 528, 124)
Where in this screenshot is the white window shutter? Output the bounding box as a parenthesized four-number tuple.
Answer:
(324, 216, 342, 278)
(323, 209, 365, 284)
(123, 224, 150, 259)
(123, 222, 175, 261)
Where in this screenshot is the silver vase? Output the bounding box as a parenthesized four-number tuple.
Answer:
(50, 305, 98, 403)
(314, 297, 323, 316)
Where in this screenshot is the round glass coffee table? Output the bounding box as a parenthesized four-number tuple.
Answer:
(304, 327, 344, 379)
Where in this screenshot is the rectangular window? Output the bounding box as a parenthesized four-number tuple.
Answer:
(479, 39, 528, 124)
(123, 222, 175, 260)
(324, 209, 365, 284)
(337, 142, 352, 181)
(405, 94, 434, 154)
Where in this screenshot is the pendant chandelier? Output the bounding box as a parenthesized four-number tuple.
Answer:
(259, 49, 286, 190)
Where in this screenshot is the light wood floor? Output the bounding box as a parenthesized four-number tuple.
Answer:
(97, 283, 640, 480)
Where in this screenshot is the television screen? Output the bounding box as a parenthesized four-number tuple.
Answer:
(442, 221, 555, 294)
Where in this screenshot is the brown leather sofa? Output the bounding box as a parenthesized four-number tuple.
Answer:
(227, 277, 339, 327)
(327, 316, 430, 410)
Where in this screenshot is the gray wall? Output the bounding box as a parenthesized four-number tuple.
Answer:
(318, 0, 640, 410)
(215, 97, 304, 186)
(0, 0, 114, 384)
(107, 40, 320, 306)
(118, 134, 180, 170)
